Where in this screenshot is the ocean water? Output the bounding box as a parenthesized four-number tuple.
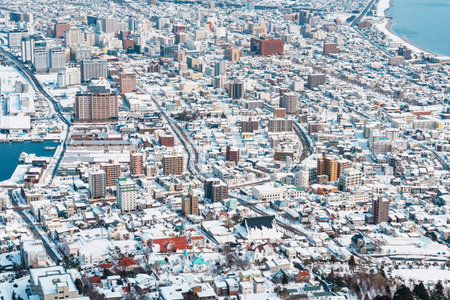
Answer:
(386, 0, 450, 56)
(0, 141, 58, 181)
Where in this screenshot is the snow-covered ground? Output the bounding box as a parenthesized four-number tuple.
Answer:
(392, 268, 450, 285)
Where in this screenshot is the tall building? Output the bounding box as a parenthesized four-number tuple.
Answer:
(229, 81, 244, 99)
(214, 60, 226, 76)
(372, 197, 389, 224)
(268, 119, 293, 132)
(130, 151, 144, 176)
(295, 168, 309, 188)
(204, 178, 219, 200)
(74, 81, 118, 122)
(88, 168, 106, 199)
(225, 145, 240, 164)
(182, 190, 199, 216)
(117, 177, 137, 212)
(8, 30, 28, 49)
(338, 168, 362, 191)
(64, 28, 84, 47)
(323, 43, 339, 56)
(33, 45, 48, 73)
(21, 36, 37, 63)
(54, 23, 71, 38)
(81, 59, 108, 82)
(224, 47, 240, 62)
(162, 155, 184, 175)
(49, 47, 66, 72)
(100, 162, 121, 187)
(316, 155, 352, 182)
(119, 72, 137, 93)
(240, 120, 258, 133)
(280, 92, 298, 114)
(250, 37, 284, 56)
(212, 182, 228, 202)
(307, 74, 326, 89)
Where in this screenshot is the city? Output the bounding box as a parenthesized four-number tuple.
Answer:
(0, 0, 448, 299)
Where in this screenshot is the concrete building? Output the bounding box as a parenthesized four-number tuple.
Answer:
(119, 72, 137, 93)
(182, 190, 199, 216)
(74, 81, 118, 122)
(162, 155, 184, 175)
(117, 177, 137, 212)
(372, 197, 389, 224)
(250, 37, 284, 56)
(81, 59, 108, 82)
(268, 119, 293, 132)
(100, 162, 121, 187)
(280, 92, 298, 114)
(130, 151, 144, 176)
(88, 168, 106, 199)
(338, 168, 362, 191)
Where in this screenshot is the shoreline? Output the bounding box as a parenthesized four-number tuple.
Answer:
(374, 0, 446, 57)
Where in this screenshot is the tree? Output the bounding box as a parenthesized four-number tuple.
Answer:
(393, 285, 415, 300)
(281, 273, 289, 285)
(75, 278, 83, 294)
(430, 281, 445, 300)
(348, 255, 356, 270)
(413, 282, 430, 300)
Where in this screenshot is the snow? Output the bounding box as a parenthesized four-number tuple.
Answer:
(392, 268, 450, 284)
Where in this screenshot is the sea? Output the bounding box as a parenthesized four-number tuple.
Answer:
(0, 141, 59, 181)
(386, 0, 450, 56)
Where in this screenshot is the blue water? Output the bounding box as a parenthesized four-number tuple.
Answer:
(386, 0, 450, 56)
(0, 141, 58, 181)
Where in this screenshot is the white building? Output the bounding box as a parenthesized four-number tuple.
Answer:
(117, 177, 137, 212)
(252, 184, 284, 201)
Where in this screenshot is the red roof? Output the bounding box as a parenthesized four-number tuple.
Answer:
(99, 263, 113, 269)
(296, 270, 310, 277)
(118, 257, 137, 267)
(151, 236, 192, 252)
(89, 276, 101, 283)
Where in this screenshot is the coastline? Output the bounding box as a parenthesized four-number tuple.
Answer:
(374, 0, 441, 56)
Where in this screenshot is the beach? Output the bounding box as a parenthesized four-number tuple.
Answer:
(374, 0, 434, 55)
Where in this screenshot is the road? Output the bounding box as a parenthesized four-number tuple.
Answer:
(350, 0, 377, 27)
(10, 190, 63, 264)
(0, 47, 72, 184)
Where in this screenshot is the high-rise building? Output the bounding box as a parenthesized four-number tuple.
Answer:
(162, 155, 184, 176)
(175, 32, 187, 44)
(8, 30, 28, 49)
(225, 146, 240, 164)
(338, 168, 362, 191)
(268, 119, 293, 132)
(74, 81, 118, 122)
(307, 74, 326, 89)
(316, 155, 352, 182)
(100, 162, 121, 187)
(130, 151, 144, 176)
(33, 45, 48, 73)
(81, 59, 108, 82)
(280, 92, 298, 114)
(88, 168, 106, 199)
(182, 190, 199, 216)
(119, 72, 137, 94)
(49, 47, 66, 72)
(323, 43, 339, 56)
(117, 178, 137, 212)
(250, 37, 284, 56)
(21, 36, 37, 63)
(224, 47, 240, 62)
(214, 61, 226, 76)
(204, 178, 219, 200)
(295, 168, 309, 188)
(54, 23, 71, 38)
(212, 182, 228, 202)
(64, 28, 84, 47)
(229, 81, 244, 99)
(372, 197, 389, 224)
(240, 120, 259, 133)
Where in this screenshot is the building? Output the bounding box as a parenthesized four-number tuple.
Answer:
(8, 30, 28, 49)
(229, 81, 244, 99)
(323, 43, 339, 55)
(88, 168, 106, 199)
(182, 190, 199, 216)
(130, 151, 144, 176)
(225, 145, 240, 164)
(295, 168, 309, 188)
(280, 92, 298, 114)
(120, 72, 137, 93)
(21, 36, 39, 63)
(21, 240, 47, 268)
(33, 45, 48, 73)
(250, 37, 284, 56)
(307, 74, 326, 89)
(274, 108, 286, 118)
(240, 120, 259, 133)
(214, 60, 226, 76)
(212, 182, 228, 202)
(117, 177, 137, 212)
(81, 59, 108, 82)
(224, 47, 240, 62)
(30, 266, 80, 300)
(159, 135, 175, 147)
(64, 28, 84, 47)
(316, 155, 351, 182)
(204, 178, 220, 200)
(48, 47, 66, 72)
(100, 162, 121, 187)
(162, 155, 184, 175)
(372, 197, 389, 224)
(268, 119, 293, 132)
(74, 81, 118, 122)
(338, 168, 362, 191)
(55, 23, 71, 38)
